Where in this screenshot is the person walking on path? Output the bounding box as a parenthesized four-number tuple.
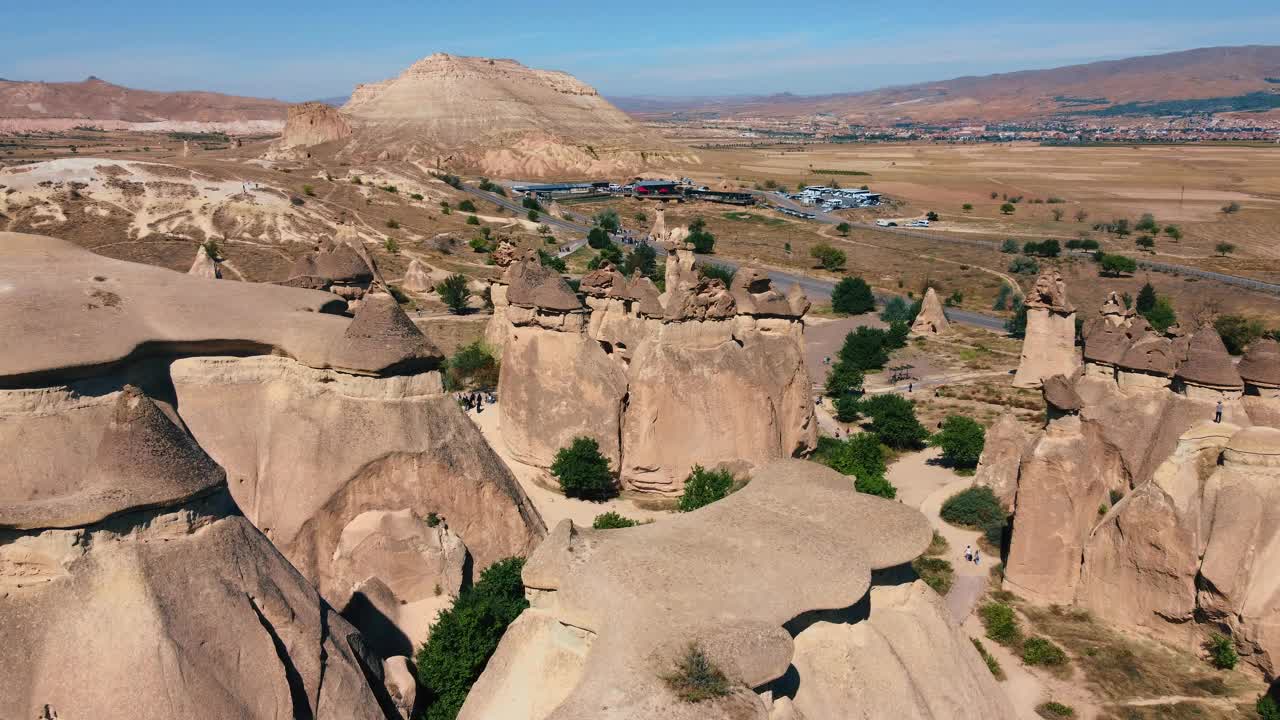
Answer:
(1215, 399, 1224, 423)
(973, 549, 981, 566)
(963, 544, 972, 562)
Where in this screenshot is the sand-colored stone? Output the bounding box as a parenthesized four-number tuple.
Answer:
(0, 386, 388, 720)
(973, 412, 1029, 510)
(187, 243, 221, 279)
(1012, 270, 1079, 388)
(505, 258, 583, 312)
(457, 460, 1004, 720)
(384, 656, 418, 720)
(280, 101, 352, 148)
(1177, 324, 1244, 393)
(402, 258, 446, 293)
(910, 286, 949, 335)
(328, 291, 443, 375)
(1239, 338, 1280, 394)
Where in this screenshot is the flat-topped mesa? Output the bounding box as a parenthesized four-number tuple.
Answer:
(1239, 338, 1280, 397)
(458, 460, 1015, 720)
(1013, 269, 1079, 388)
(1175, 324, 1244, 400)
(187, 244, 221, 279)
(1116, 331, 1178, 392)
(911, 286, 949, 335)
(328, 291, 443, 376)
(0, 385, 225, 531)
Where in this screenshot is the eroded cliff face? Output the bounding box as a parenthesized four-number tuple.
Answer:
(1012, 269, 1079, 388)
(456, 461, 1015, 720)
(489, 249, 817, 495)
(1003, 291, 1280, 678)
(0, 387, 391, 720)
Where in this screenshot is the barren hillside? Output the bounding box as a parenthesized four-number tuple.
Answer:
(616, 45, 1280, 123)
(0, 76, 290, 125)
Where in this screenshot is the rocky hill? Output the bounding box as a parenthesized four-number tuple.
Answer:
(0, 76, 289, 129)
(615, 45, 1280, 123)
(277, 53, 694, 177)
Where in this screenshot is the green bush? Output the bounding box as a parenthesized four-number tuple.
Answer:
(931, 415, 986, 470)
(855, 473, 897, 499)
(1036, 701, 1075, 718)
(592, 208, 620, 232)
(623, 243, 658, 278)
(1207, 633, 1238, 670)
(814, 433, 886, 481)
(593, 512, 638, 529)
(980, 602, 1023, 646)
(415, 557, 528, 720)
(971, 638, 1006, 681)
(698, 262, 736, 285)
(551, 437, 616, 500)
(832, 276, 876, 315)
(458, 199, 477, 212)
(839, 326, 892, 371)
(1099, 253, 1138, 276)
(678, 465, 736, 512)
(940, 486, 1007, 544)
(663, 643, 730, 702)
(444, 341, 497, 390)
(688, 218, 715, 254)
(466, 215, 480, 226)
(810, 243, 846, 271)
(879, 296, 922, 325)
(1008, 256, 1040, 275)
(1258, 694, 1280, 720)
(833, 394, 860, 423)
(911, 556, 953, 594)
(1215, 314, 1268, 355)
(863, 395, 928, 450)
(1023, 636, 1069, 666)
(436, 273, 472, 314)
(537, 249, 566, 273)
(825, 361, 864, 399)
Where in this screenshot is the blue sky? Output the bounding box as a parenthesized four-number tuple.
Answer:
(2, 1, 1277, 100)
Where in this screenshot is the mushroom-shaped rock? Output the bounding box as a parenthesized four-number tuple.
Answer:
(458, 460, 968, 720)
(1238, 338, 1280, 391)
(329, 292, 442, 375)
(1118, 333, 1178, 377)
(580, 261, 627, 298)
(505, 259, 583, 312)
(911, 287, 949, 335)
(1176, 325, 1244, 391)
(1043, 374, 1083, 412)
(627, 276, 665, 318)
(401, 258, 436, 293)
(0, 385, 224, 530)
(786, 282, 811, 317)
(1084, 322, 1131, 367)
(1024, 269, 1074, 313)
(730, 266, 796, 317)
(1013, 269, 1079, 388)
(187, 244, 221, 279)
(1099, 291, 1133, 327)
(649, 208, 668, 243)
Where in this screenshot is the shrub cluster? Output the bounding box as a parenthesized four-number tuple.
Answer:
(930, 415, 986, 470)
(551, 437, 616, 500)
(980, 601, 1023, 646)
(831, 276, 876, 315)
(592, 511, 639, 529)
(678, 465, 737, 512)
(940, 486, 1007, 545)
(443, 341, 497, 391)
(415, 557, 528, 720)
(970, 638, 1006, 681)
(1023, 636, 1069, 666)
(663, 643, 730, 702)
(1207, 633, 1238, 670)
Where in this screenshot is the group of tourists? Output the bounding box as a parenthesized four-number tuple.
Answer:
(963, 544, 982, 565)
(458, 391, 495, 412)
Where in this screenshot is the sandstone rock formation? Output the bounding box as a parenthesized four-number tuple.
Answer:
(911, 286, 949, 335)
(280, 101, 353, 148)
(1239, 338, 1280, 397)
(2, 232, 546, 666)
(188, 243, 221, 278)
(0, 386, 391, 720)
(276, 53, 693, 177)
(973, 412, 1029, 510)
(280, 233, 382, 307)
(457, 460, 1015, 720)
(1012, 269, 1079, 388)
(490, 246, 816, 495)
(1001, 292, 1280, 677)
(401, 257, 448, 293)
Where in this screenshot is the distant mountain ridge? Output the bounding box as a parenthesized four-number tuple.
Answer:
(612, 45, 1280, 123)
(0, 76, 290, 123)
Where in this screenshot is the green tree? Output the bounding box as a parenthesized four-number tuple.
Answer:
(698, 263, 735, 285)
(1207, 633, 1238, 670)
(458, 199, 477, 212)
(810, 243, 847, 271)
(1100, 254, 1137, 277)
(866, 395, 928, 450)
(466, 215, 480, 226)
(1000, 202, 1015, 215)
(537, 249, 566, 273)
(879, 296, 921, 325)
(1164, 225, 1182, 241)
(527, 209, 540, 221)
(941, 486, 1007, 545)
(1135, 235, 1155, 251)
(587, 242, 624, 270)
(963, 203, 973, 211)
(1258, 693, 1280, 720)
(678, 465, 736, 511)
(1214, 315, 1267, 355)
(825, 361, 865, 398)
(1000, 239, 1019, 253)
(593, 208, 621, 233)
(687, 217, 716, 254)
(930, 415, 986, 470)
(834, 394, 861, 422)
(550, 437, 616, 500)
(1135, 213, 1158, 233)
(444, 341, 498, 390)
(436, 273, 472, 314)
(1005, 297, 1028, 338)
(593, 512, 638, 529)
(855, 473, 898, 499)
(836, 222, 851, 237)
(839, 326, 891, 371)
(1143, 297, 1177, 332)
(1216, 242, 1236, 256)
(622, 242, 658, 278)
(587, 226, 611, 249)
(415, 557, 528, 720)
(1135, 282, 1157, 314)
(831, 276, 876, 315)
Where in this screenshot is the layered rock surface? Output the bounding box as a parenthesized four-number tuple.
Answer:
(0, 386, 392, 720)
(490, 249, 816, 494)
(457, 461, 1015, 720)
(1003, 290, 1280, 677)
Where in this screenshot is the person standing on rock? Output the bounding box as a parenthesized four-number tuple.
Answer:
(1215, 399, 1224, 423)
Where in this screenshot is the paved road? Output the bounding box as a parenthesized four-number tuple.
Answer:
(464, 183, 1007, 331)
